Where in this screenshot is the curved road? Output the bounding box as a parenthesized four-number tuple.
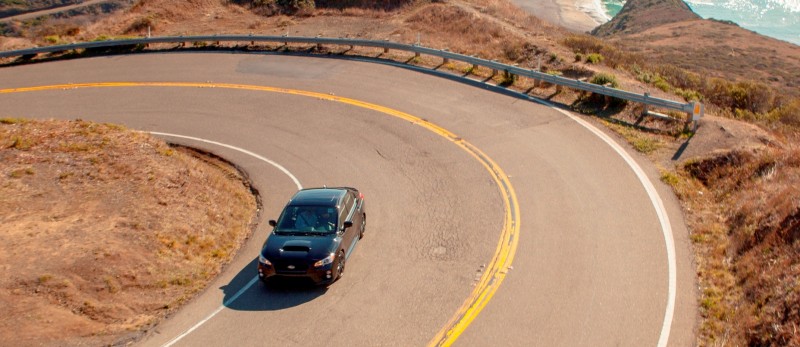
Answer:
(0, 52, 696, 346)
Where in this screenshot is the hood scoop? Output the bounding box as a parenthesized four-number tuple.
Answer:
(280, 240, 312, 253)
(282, 245, 310, 252)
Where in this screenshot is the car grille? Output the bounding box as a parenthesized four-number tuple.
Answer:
(274, 261, 309, 273)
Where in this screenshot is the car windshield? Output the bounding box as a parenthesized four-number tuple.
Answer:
(275, 206, 338, 234)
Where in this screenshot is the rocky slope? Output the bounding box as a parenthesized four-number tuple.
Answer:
(591, 0, 699, 37)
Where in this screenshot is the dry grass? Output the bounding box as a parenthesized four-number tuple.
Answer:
(678, 146, 800, 346)
(0, 119, 258, 346)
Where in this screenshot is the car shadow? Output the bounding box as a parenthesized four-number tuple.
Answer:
(219, 257, 328, 311)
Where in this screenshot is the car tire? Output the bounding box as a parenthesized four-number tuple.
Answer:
(359, 214, 366, 239)
(335, 250, 346, 281)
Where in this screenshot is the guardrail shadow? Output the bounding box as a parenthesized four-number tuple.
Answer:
(220, 257, 327, 311)
(672, 131, 695, 161)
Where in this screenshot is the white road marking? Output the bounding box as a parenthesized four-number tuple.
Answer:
(148, 87, 676, 346)
(337, 59, 677, 345)
(147, 132, 303, 347)
(529, 101, 677, 347)
(150, 132, 303, 190)
(162, 277, 259, 347)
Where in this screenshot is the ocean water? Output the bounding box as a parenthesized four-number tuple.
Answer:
(600, 0, 800, 45)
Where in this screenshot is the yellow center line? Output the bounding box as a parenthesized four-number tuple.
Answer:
(1, 81, 520, 345)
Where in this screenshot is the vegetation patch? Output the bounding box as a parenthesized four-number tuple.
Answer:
(0, 119, 259, 346)
(679, 147, 800, 346)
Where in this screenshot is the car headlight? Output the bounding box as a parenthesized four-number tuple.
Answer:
(259, 253, 272, 266)
(313, 253, 336, 268)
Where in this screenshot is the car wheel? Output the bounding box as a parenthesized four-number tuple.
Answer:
(359, 214, 366, 239)
(335, 250, 346, 280)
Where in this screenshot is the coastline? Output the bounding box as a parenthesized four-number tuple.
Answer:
(509, 0, 609, 33)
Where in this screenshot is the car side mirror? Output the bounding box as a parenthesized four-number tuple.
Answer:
(269, 220, 277, 227)
(343, 221, 353, 229)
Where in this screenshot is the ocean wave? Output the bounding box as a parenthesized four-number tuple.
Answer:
(575, 0, 612, 22)
(683, 0, 798, 13)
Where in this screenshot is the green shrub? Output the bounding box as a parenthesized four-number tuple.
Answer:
(589, 72, 619, 88)
(770, 98, 800, 128)
(676, 88, 703, 102)
(653, 76, 671, 92)
(0, 118, 27, 124)
(660, 170, 681, 188)
(574, 52, 584, 62)
(44, 35, 60, 44)
(277, 0, 315, 14)
(562, 35, 607, 54)
(585, 53, 604, 64)
(10, 136, 34, 150)
(585, 73, 627, 108)
(562, 34, 641, 68)
(127, 16, 156, 34)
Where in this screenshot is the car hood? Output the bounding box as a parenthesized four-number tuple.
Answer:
(262, 233, 338, 261)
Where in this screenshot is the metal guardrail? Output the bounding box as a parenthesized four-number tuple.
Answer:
(0, 35, 704, 122)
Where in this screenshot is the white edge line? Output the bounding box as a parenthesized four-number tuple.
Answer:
(342, 60, 675, 345)
(149, 131, 303, 191)
(162, 276, 259, 347)
(530, 101, 677, 347)
(145, 96, 676, 345)
(144, 131, 303, 347)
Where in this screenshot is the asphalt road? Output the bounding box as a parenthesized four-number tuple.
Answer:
(0, 52, 697, 346)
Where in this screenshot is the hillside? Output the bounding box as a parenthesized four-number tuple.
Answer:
(1, 0, 799, 346)
(592, 0, 699, 37)
(592, 0, 800, 101)
(589, 0, 800, 345)
(0, 119, 258, 346)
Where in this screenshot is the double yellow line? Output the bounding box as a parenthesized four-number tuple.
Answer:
(1, 81, 520, 345)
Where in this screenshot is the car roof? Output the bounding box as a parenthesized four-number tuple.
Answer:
(288, 188, 348, 207)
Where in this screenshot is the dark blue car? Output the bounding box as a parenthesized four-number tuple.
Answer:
(258, 187, 366, 285)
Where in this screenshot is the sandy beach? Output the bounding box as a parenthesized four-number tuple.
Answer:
(510, 0, 610, 33)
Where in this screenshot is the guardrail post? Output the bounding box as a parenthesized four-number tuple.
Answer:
(642, 93, 650, 116)
(415, 51, 420, 58)
(686, 102, 703, 132)
(503, 70, 516, 84)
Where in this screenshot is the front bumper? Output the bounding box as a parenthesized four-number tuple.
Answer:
(258, 260, 335, 285)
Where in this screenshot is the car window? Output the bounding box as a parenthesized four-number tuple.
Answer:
(276, 206, 337, 233)
(342, 193, 354, 221)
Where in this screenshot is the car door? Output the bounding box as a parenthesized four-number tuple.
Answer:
(339, 192, 358, 258)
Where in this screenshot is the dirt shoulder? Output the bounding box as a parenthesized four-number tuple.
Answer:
(0, 118, 259, 346)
